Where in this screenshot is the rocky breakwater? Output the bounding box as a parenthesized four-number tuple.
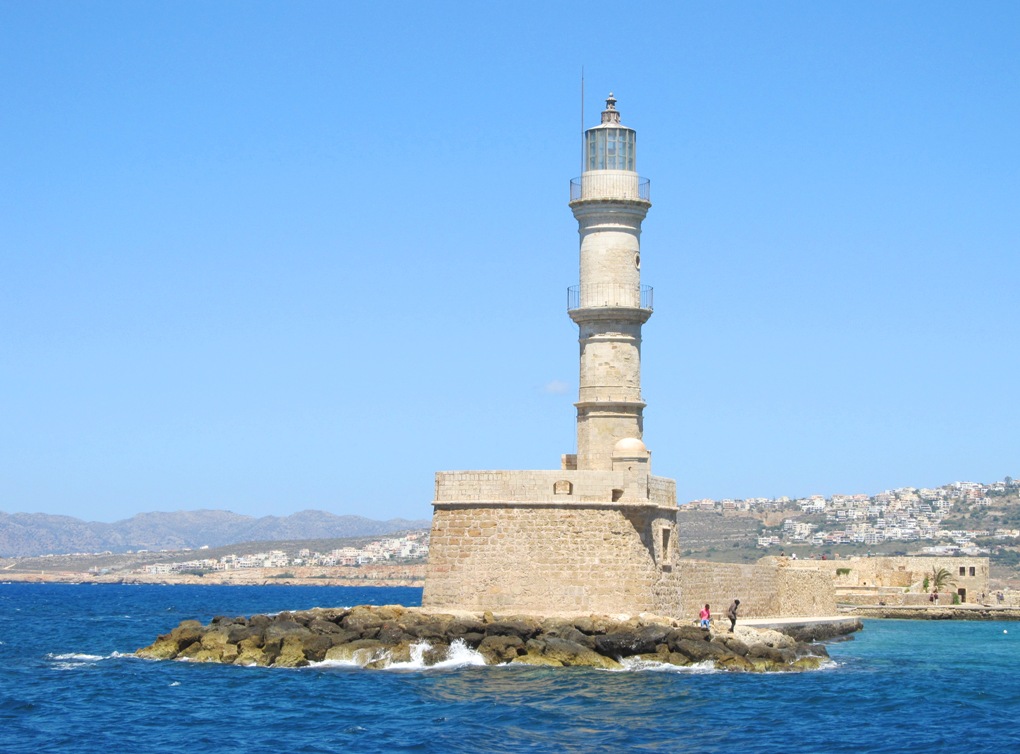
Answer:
(136, 606, 855, 672)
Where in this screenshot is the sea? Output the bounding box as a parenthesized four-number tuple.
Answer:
(1, 583, 1018, 754)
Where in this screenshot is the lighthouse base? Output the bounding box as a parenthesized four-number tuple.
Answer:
(422, 470, 683, 617)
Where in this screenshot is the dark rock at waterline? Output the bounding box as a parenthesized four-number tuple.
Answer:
(136, 605, 848, 672)
(768, 619, 863, 643)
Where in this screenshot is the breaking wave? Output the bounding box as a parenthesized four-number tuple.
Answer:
(45, 652, 122, 670)
(312, 638, 488, 671)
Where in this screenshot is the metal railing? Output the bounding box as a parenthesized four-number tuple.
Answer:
(570, 175, 650, 202)
(567, 284, 653, 311)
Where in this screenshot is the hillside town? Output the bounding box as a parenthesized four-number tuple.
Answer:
(141, 531, 428, 576)
(685, 478, 1019, 554)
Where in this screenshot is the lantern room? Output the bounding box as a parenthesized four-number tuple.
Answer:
(584, 93, 636, 172)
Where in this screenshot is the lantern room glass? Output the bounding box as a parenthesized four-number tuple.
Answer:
(585, 127, 635, 171)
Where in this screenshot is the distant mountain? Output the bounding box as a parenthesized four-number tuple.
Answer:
(0, 510, 431, 558)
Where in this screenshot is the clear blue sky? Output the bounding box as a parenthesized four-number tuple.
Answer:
(2, 2, 1017, 523)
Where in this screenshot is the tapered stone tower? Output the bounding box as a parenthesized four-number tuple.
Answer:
(569, 92, 652, 472)
(423, 94, 681, 617)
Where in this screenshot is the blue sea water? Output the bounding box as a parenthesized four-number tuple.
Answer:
(1, 583, 1019, 754)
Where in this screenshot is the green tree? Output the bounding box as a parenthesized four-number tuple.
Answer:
(929, 566, 956, 593)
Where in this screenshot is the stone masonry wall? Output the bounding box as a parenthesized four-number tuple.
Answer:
(774, 556, 990, 603)
(423, 503, 682, 617)
(677, 560, 837, 621)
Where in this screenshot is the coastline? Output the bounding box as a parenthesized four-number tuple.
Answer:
(0, 564, 425, 588)
(841, 604, 1020, 620)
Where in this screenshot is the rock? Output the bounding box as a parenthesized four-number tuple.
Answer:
(666, 652, 691, 667)
(791, 655, 826, 670)
(274, 635, 310, 668)
(300, 634, 337, 662)
(226, 624, 262, 644)
(403, 617, 451, 641)
(511, 653, 563, 667)
(234, 637, 273, 666)
(673, 639, 728, 663)
(422, 642, 450, 666)
(136, 605, 857, 673)
(385, 640, 417, 664)
(571, 616, 608, 635)
(376, 622, 412, 645)
(776, 619, 862, 643)
(716, 654, 755, 672)
(374, 605, 407, 622)
(477, 634, 525, 663)
(324, 639, 386, 666)
(249, 615, 272, 630)
(665, 628, 705, 644)
(484, 618, 540, 641)
(307, 618, 344, 635)
(136, 634, 184, 661)
(530, 637, 622, 670)
(448, 618, 486, 637)
(666, 626, 710, 650)
(264, 619, 306, 641)
(746, 645, 799, 668)
(718, 636, 749, 656)
(552, 626, 596, 649)
(341, 607, 385, 635)
(136, 619, 205, 660)
(594, 625, 670, 657)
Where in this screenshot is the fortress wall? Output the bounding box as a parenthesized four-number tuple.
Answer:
(676, 560, 836, 620)
(423, 502, 682, 617)
(771, 556, 990, 601)
(776, 568, 839, 616)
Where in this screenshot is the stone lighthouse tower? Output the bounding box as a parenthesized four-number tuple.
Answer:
(423, 93, 681, 618)
(569, 93, 652, 472)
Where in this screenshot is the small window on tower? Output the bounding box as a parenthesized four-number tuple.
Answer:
(635, 254, 640, 270)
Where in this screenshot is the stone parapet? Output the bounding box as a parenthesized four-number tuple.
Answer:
(434, 470, 676, 508)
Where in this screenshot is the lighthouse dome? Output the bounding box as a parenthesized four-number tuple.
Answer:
(613, 437, 647, 455)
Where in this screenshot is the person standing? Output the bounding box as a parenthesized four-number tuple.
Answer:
(727, 599, 740, 632)
(699, 604, 711, 629)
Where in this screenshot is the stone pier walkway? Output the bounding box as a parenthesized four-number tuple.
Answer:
(739, 615, 853, 627)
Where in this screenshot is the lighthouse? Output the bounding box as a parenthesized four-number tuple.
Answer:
(568, 93, 653, 472)
(423, 92, 681, 618)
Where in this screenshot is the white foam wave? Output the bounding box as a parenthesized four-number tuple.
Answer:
(49, 652, 105, 662)
(815, 658, 840, 671)
(618, 658, 720, 674)
(47, 652, 112, 670)
(617, 655, 839, 674)
(311, 639, 488, 671)
(431, 639, 489, 669)
(386, 639, 488, 671)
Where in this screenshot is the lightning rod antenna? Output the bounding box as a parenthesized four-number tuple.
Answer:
(580, 66, 585, 177)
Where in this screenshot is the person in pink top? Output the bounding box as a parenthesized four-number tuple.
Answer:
(699, 604, 711, 629)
